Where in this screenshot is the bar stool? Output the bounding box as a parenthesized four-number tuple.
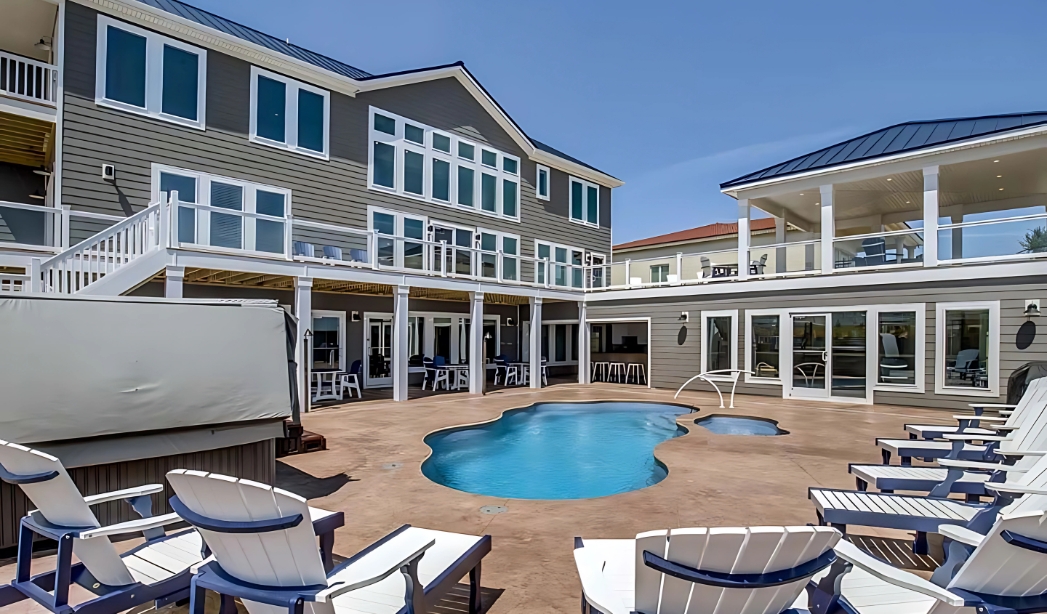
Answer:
(591, 361, 608, 382)
(625, 362, 646, 385)
(607, 362, 626, 382)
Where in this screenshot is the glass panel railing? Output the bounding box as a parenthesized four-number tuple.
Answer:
(0, 201, 49, 247)
(832, 231, 924, 270)
(938, 214, 1047, 261)
(748, 240, 822, 276)
(683, 249, 739, 280)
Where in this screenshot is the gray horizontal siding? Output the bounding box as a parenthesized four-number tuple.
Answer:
(61, 3, 611, 271)
(588, 276, 1047, 411)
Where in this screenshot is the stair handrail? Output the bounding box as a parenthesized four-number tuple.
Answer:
(41, 201, 163, 268)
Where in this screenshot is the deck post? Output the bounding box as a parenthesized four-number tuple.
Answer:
(469, 292, 484, 394)
(737, 198, 750, 280)
(165, 265, 184, 298)
(577, 300, 589, 384)
(295, 277, 313, 413)
(820, 184, 835, 274)
(924, 166, 940, 267)
(392, 285, 410, 402)
(529, 296, 543, 389)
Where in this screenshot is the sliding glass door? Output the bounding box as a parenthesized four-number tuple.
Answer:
(789, 311, 868, 400)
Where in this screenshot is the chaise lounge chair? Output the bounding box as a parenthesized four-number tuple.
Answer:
(809, 443, 1047, 554)
(899, 376, 1046, 441)
(805, 508, 1047, 614)
(573, 525, 840, 614)
(166, 469, 491, 614)
(0, 441, 344, 614)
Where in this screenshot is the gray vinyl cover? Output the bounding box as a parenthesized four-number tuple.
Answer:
(0, 296, 292, 444)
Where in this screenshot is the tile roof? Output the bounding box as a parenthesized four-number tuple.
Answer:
(614, 218, 777, 251)
(721, 112, 1047, 189)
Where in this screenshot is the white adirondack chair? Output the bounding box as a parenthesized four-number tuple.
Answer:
(902, 376, 1047, 440)
(0, 440, 203, 614)
(805, 508, 1047, 614)
(573, 526, 840, 614)
(166, 469, 491, 614)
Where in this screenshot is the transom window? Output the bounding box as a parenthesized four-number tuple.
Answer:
(250, 67, 330, 159)
(152, 165, 290, 254)
(569, 176, 599, 227)
(368, 107, 521, 221)
(95, 16, 207, 129)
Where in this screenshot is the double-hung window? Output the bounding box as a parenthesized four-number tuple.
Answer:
(536, 165, 550, 200)
(477, 229, 520, 281)
(153, 165, 289, 254)
(535, 240, 585, 288)
(250, 67, 330, 159)
(569, 177, 599, 227)
(368, 107, 521, 221)
(96, 16, 206, 129)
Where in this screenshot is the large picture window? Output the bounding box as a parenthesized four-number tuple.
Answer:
(935, 301, 999, 397)
(250, 67, 330, 159)
(878, 312, 918, 386)
(368, 107, 521, 221)
(702, 310, 738, 379)
(96, 16, 207, 129)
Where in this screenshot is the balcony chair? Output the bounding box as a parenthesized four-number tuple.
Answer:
(810, 432, 1047, 555)
(166, 469, 491, 614)
(573, 525, 840, 614)
(749, 253, 768, 275)
(348, 248, 368, 263)
(339, 359, 362, 398)
(699, 256, 712, 278)
(861, 237, 887, 266)
(322, 245, 343, 260)
(292, 241, 315, 258)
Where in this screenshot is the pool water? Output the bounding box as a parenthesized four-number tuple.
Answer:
(422, 402, 688, 500)
(694, 415, 786, 436)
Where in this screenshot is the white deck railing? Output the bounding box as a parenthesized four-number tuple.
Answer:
(0, 50, 57, 107)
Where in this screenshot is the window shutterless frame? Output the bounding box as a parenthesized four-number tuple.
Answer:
(701, 309, 739, 380)
(744, 308, 787, 385)
(569, 176, 600, 227)
(935, 300, 1000, 397)
(872, 304, 926, 393)
(95, 15, 207, 130)
(249, 66, 330, 160)
(366, 205, 428, 270)
(476, 227, 521, 281)
(535, 164, 550, 201)
(534, 239, 588, 287)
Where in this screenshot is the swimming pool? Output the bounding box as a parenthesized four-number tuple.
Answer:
(694, 415, 787, 436)
(422, 402, 689, 500)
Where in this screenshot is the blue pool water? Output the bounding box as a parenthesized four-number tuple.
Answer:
(694, 415, 786, 436)
(422, 402, 688, 500)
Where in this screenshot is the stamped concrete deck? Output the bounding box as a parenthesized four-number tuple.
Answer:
(0, 383, 957, 613)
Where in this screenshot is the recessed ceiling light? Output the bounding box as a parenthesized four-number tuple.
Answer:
(905, 200, 911, 204)
(994, 159, 1000, 163)
(999, 187, 1005, 191)
(997, 175, 1002, 178)
(815, 202, 820, 206)
(886, 178, 892, 181)
(799, 193, 804, 196)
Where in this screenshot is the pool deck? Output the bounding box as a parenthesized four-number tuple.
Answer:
(1, 383, 959, 613)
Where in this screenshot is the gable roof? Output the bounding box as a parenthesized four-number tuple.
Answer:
(721, 111, 1047, 190)
(614, 218, 778, 251)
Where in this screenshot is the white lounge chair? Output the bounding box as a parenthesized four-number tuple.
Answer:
(166, 469, 491, 614)
(574, 526, 840, 614)
(804, 508, 1047, 614)
(810, 442, 1047, 555)
(900, 376, 1046, 440)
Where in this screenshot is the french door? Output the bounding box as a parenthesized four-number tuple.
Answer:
(788, 311, 869, 401)
(791, 314, 828, 398)
(365, 316, 393, 388)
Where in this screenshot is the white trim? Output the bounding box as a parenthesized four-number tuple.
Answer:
(701, 309, 738, 380)
(249, 66, 330, 160)
(367, 106, 521, 222)
(935, 301, 1001, 398)
(569, 176, 600, 227)
(95, 15, 207, 130)
(586, 316, 653, 389)
(872, 304, 926, 394)
(311, 309, 346, 372)
(744, 308, 787, 385)
(535, 164, 550, 201)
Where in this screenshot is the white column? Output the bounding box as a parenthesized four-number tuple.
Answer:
(737, 199, 750, 280)
(165, 265, 184, 298)
(294, 277, 313, 414)
(775, 213, 787, 274)
(923, 166, 939, 267)
(820, 185, 835, 274)
(529, 296, 543, 389)
(392, 285, 410, 402)
(469, 292, 485, 394)
(577, 301, 589, 384)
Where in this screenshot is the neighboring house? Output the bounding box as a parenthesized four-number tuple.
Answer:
(0, 0, 623, 405)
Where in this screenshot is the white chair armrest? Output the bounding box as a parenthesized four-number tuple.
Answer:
(79, 512, 182, 540)
(968, 403, 1017, 409)
(1000, 410, 1013, 416)
(942, 433, 1008, 442)
(833, 541, 965, 607)
(315, 533, 435, 603)
(83, 484, 165, 506)
(993, 425, 1020, 432)
(573, 548, 629, 614)
(937, 459, 1022, 472)
(984, 483, 1047, 497)
(939, 526, 986, 547)
(951, 415, 1008, 422)
(996, 450, 1047, 457)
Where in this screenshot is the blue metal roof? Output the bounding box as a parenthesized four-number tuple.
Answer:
(136, 0, 373, 80)
(721, 112, 1047, 189)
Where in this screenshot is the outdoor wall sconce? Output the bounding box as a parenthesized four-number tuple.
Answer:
(680, 311, 689, 322)
(506, 317, 515, 326)
(1026, 300, 1041, 318)
(351, 311, 361, 321)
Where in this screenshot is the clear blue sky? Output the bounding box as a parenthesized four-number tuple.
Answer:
(190, 0, 1047, 244)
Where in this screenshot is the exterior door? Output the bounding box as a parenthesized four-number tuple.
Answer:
(365, 316, 393, 388)
(791, 314, 828, 397)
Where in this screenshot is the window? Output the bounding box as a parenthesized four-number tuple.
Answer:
(702, 310, 738, 379)
(878, 312, 917, 386)
(368, 206, 426, 270)
(368, 107, 521, 220)
(541, 323, 576, 364)
(569, 177, 599, 226)
(478, 229, 520, 281)
(936, 302, 1000, 396)
(536, 164, 550, 200)
(96, 16, 206, 129)
(250, 67, 330, 158)
(312, 311, 346, 371)
(747, 313, 781, 381)
(152, 165, 289, 254)
(650, 264, 669, 284)
(535, 240, 588, 288)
